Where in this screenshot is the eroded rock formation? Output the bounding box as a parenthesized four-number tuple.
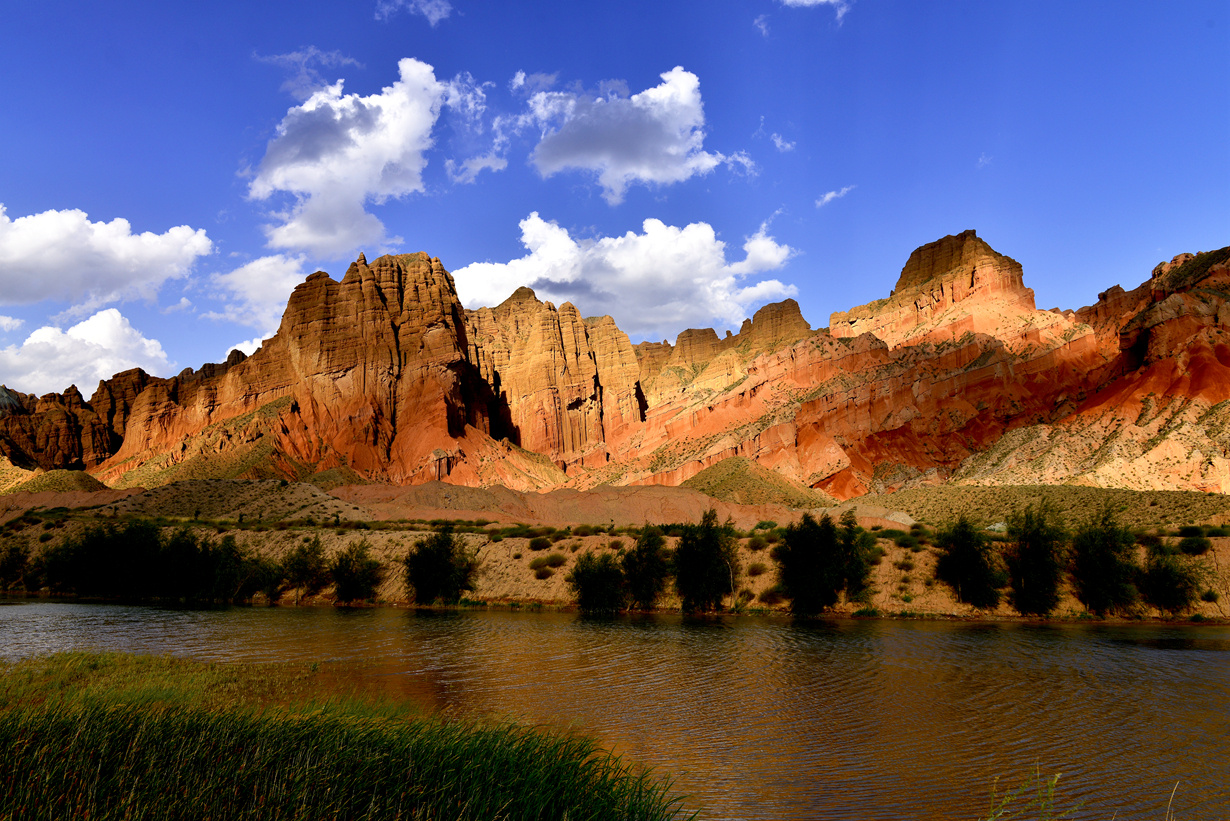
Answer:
(3, 236, 1226, 499)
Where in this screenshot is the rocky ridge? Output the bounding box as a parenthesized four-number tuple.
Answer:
(2, 236, 1227, 499)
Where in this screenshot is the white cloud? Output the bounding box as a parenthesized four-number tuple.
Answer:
(249, 58, 449, 258)
(0, 309, 172, 396)
(771, 133, 795, 152)
(754, 14, 770, 36)
(374, 0, 452, 25)
(0, 205, 212, 310)
(451, 212, 797, 339)
(205, 254, 309, 338)
(816, 185, 856, 207)
(446, 153, 508, 184)
(255, 47, 364, 101)
(778, 0, 851, 21)
(227, 336, 269, 358)
(0, 316, 22, 333)
(977, 152, 993, 169)
(528, 67, 734, 204)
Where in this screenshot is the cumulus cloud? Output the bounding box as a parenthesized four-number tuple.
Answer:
(0, 316, 22, 333)
(374, 0, 452, 25)
(205, 254, 309, 338)
(816, 185, 856, 207)
(528, 67, 735, 204)
(451, 212, 796, 339)
(0, 205, 212, 311)
(249, 58, 451, 258)
(0, 309, 172, 396)
(255, 46, 364, 101)
(778, 0, 851, 21)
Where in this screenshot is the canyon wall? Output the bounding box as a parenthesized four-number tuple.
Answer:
(2, 235, 1226, 498)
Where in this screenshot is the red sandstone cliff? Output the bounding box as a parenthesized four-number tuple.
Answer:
(3, 236, 1226, 498)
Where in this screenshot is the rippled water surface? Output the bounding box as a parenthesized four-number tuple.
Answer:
(2, 601, 1228, 820)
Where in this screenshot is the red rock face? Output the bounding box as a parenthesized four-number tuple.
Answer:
(5, 239, 1227, 498)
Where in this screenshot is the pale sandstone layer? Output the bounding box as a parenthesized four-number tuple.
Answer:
(1, 236, 1226, 500)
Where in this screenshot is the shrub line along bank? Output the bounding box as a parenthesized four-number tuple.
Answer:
(1, 504, 1224, 622)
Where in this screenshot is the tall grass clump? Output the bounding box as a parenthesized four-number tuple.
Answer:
(0, 654, 693, 821)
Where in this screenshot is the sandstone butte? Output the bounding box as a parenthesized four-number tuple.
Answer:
(2, 232, 1228, 500)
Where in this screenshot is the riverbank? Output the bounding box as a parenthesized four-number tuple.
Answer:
(0, 652, 694, 821)
(2, 481, 1227, 622)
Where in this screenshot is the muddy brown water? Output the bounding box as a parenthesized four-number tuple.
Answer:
(2, 602, 1227, 820)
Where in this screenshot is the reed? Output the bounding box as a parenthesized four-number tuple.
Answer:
(0, 654, 693, 821)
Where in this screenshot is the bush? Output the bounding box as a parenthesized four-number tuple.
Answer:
(1204, 526, 1227, 538)
(282, 536, 330, 603)
(757, 585, 785, 605)
(1070, 508, 1139, 616)
(528, 537, 552, 552)
(620, 527, 670, 611)
(747, 561, 767, 577)
(1139, 546, 1203, 615)
(1005, 505, 1067, 616)
(1179, 536, 1212, 556)
(566, 552, 625, 614)
(893, 533, 919, 550)
(529, 553, 567, 571)
(934, 517, 1003, 609)
(1177, 525, 1205, 538)
(775, 513, 845, 616)
(403, 527, 478, 605)
(673, 510, 739, 612)
(746, 535, 768, 552)
(330, 541, 383, 604)
(1201, 588, 1220, 603)
(534, 567, 554, 580)
(0, 543, 30, 591)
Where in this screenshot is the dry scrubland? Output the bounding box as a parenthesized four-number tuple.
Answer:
(862, 484, 1230, 530)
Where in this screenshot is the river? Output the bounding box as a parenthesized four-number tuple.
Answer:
(1, 601, 1227, 820)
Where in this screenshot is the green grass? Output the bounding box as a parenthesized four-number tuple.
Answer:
(0, 653, 693, 821)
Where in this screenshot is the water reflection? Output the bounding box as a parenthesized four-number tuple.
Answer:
(1, 602, 1227, 820)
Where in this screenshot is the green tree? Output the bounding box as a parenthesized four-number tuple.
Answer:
(1139, 543, 1203, 615)
(404, 526, 479, 605)
(330, 540, 384, 604)
(620, 526, 670, 611)
(935, 517, 1003, 609)
(775, 513, 841, 616)
(282, 536, 331, 603)
(566, 552, 626, 614)
(674, 509, 740, 612)
(1005, 505, 1067, 616)
(1070, 508, 1139, 616)
(837, 510, 876, 601)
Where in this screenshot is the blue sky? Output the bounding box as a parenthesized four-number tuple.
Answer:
(1, 0, 1226, 395)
